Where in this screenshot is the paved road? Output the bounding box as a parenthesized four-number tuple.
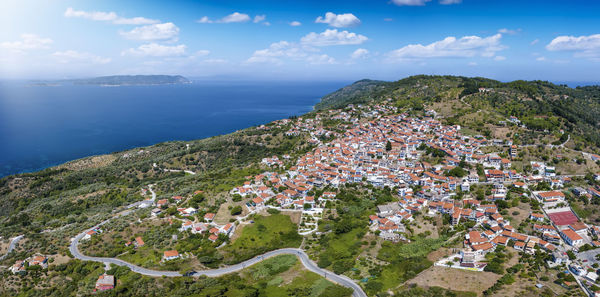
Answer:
(0, 235, 24, 261)
(69, 190, 366, 297)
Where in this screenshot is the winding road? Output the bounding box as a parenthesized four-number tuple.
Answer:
(68, 185, 366, 297)
(0, 235, 24, 261)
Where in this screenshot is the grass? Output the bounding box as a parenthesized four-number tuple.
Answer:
(371, 237, 447, 291)
(118, 246, 163, 269)
(377, 237, 446, 262)
(378, 256, 432, 290)
(259, 269, 350, 297)
(246, 254, 298, 279)
(571, 202, 593, 220)
(328, 228, 364, 259)
(239, 254, 352, 297)
(222, 214, 301, 263)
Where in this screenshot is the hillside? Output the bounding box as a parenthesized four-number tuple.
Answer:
(2, 75, 600, 297)
(317, 75, 600, 150)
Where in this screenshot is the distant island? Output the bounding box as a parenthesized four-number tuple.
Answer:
(70, 75, 191, 86)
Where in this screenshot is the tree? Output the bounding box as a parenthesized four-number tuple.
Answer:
(386, 140, 392, 151)
(230, 205, 242, 216)
(447, 166, 467, 177)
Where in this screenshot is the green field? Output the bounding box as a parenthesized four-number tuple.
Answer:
(239, 254, 353, 297)
(368, 237, 446, 291)
(118, 246, 164, 269)
(222, 214, 302, 263)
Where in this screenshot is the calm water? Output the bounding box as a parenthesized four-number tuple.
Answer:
(0, 80, 346, 177)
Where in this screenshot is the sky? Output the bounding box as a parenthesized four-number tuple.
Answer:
(1, 0, 599, 82)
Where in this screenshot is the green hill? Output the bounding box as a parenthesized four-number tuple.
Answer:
(317, 75, 600, 149)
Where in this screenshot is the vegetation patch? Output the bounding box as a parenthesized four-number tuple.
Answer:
(222, 214, 301, 264)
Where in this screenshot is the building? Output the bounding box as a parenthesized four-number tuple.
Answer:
(560, 229, 583, 246)
(509, 145, 518, 159)
(11, 260, 26, 274)
(163, 250, 180, 261)
(29, 255, 48, 268)
(536, 191, 565, 205)
(204, 213, 215, 222)
(95, 274, 115, 291)
(134, 237, 145, 247)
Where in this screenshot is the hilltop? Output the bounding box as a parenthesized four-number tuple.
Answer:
(318, 75, 600, 150)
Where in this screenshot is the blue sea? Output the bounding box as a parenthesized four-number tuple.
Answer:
(0, 80, 346, 177)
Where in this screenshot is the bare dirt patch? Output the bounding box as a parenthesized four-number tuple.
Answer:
(50, 254, 71, 265)
(214, 200, 249, 224)
(427, 247, 453, 262)
(413, 216, 440, 239)
(74, 189, 108, 201)
(506, 203, 531, 227)
(59, 154, 116, 171)
(407, 266, 500, 295)
(0, 240, 8, 254)
(283, 211, 302, 224)
(278, 262, 304, 284)
(229, 223, 247, 242)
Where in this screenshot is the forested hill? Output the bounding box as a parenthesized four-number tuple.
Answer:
(316, 75, 600, 148)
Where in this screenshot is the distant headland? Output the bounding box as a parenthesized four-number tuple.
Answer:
(71, 75, 191, 86)
(28, 75, 191, 87)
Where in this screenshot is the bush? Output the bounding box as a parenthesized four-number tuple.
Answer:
(230, 205, 242, 216)
(267, 208, 280, 215)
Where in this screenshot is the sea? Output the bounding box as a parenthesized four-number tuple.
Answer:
(0, 80, 347, 177)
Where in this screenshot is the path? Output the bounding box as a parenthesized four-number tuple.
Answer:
(0, 235, 24, 261)
(68, 185, 366, 297)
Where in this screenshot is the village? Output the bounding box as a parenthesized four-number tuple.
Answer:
(7, 101, 600, 296)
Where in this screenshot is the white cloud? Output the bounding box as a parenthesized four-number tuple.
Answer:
(221, 12, 251, 23)
(531, 39, 539, 45)
(387, 34, 504, 61)
(122, 43, 186, 57)
(351, 48, 369, 59)
(195, 50, 210, 57)
(290, 21, 302, 27)
(439, 0, 462, 4)
(391, 0, 431, 6)
(384, 18, 393, 22)
(468, 62, 477, 66)
(301, 29, 368, 46)
(197, 16, 212, 24)
(254, 15, 266, 23)
(498, 28, 521, 35)
(246, 41, 309, 65)
(120, 23, 179, 41)
(307, 54, 336, 65)
(197, 12, 252, 24)
(52, 50, 111, 64)
(0, 34, 53, 51)
(64, 7, 158, 25)
(203, 58, 229, 64)
(536, 56, 546, 61)
(315, 12, 361, 28)
(494, 55, 506, 61)
(546, 34, 600, 60)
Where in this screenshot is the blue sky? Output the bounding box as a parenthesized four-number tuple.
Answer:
(1, 0, 599, 82)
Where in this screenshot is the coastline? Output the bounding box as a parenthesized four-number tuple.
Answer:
(1, 106, 320, 179)
(0, 81, 342, 178)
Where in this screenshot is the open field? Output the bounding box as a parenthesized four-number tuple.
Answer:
(222, 214, 301, 263)
(407, 266, 498, 296)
